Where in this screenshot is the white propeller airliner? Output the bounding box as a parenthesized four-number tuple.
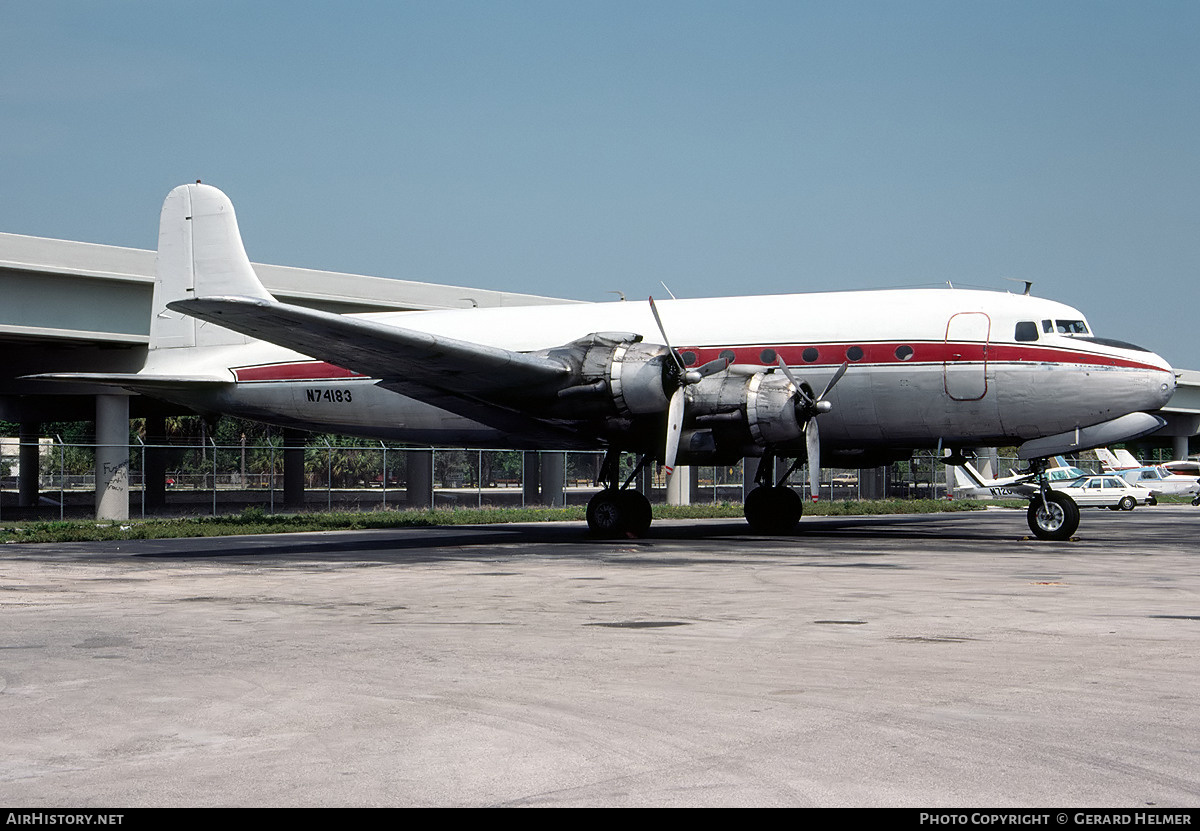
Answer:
(32, 184, 1177, 540)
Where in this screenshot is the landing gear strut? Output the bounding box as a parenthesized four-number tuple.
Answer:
(585, 450, 653, 538)
(743, 450, 804, 534)
(1025, 458, 1080, 541)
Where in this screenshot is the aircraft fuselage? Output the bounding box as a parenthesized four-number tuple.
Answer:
(144, 287, 1176, 461)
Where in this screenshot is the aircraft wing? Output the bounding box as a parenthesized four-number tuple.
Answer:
(168, 296, 596, 444)
(172, 296, 569, 392)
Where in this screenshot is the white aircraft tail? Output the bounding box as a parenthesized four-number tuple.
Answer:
(1094, 447, 1140, 471)
(951, 461, 991, 492)
(150, 183, 274, 350)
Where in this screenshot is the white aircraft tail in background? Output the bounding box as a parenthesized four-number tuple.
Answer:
(1094, 447, 1142, 472)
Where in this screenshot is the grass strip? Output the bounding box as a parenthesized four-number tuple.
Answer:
(0, 499, 1029, 544)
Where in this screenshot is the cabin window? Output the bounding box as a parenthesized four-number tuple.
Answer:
(802, 347, 819, 363)
(680, 351, 697, 366)
(894, 345, 914, 361)
(846, 346, 864, 362)
(719, 349, 736, 363)
(1014, 321, 1039, 342)
(759, 348, 777, 363)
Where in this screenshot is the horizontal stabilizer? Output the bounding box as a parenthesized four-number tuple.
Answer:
(1017, 412, 1166, 460)
(22, 372, 233, 391)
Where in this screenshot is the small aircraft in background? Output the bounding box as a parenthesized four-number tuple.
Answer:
(1093, 448, 1200, 504)
(951, 456, 1093, 500)
(29, 184, 1178, 540)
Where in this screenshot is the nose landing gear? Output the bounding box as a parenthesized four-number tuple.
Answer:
(1025, 459, 1080, 541)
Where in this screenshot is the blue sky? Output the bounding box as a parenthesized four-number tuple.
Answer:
(3, 1, 1197, 365)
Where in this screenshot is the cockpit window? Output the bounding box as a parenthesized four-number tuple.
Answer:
(1014, 321, 1039, 342)
(1042, 319, 1054, 333)
(1055, 320, 1089, 335)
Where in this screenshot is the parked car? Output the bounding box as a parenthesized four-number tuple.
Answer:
(1054, 474, 1155, 510)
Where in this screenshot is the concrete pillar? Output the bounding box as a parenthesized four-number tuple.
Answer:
(666, 465, 693, 506)
(283, 429, 306, 511)
(539, 452, 565, 507)
(95, 394, 130, 521)
(522, 452, 540, 505)
(1174, 435, 1191, 461)
(143, 416, 168, 509)
(637, 463, 653, 501)
(977, 447, 999, 479)
(407, 450, 433, 509)
(859, 466, 888, 499)
(18, 422, 40, 507)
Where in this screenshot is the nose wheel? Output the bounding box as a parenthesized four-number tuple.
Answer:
(1027, 488, 1080, 540)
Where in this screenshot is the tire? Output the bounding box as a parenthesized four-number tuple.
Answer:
(1147, 496, 1158, 506)
(744, 486, 803, 534)
(617, 489, 653, 537)
(586, 490, 625, 538)
(1027, 491, 1080, 541)
(1119, 496, 1136, 512)
(586, 489, 653, 538)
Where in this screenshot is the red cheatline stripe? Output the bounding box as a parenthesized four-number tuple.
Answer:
(231, 341, 1164, 383)
(233, 362, 367, 382)
(680, 342, 1164, 372)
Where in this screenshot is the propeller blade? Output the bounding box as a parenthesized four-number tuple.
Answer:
(687, 356, 731, 383)
(816, 361, 850, 403)
(774, 356, 818, 408)
(806, 418, 821, 502)
(648, 296, 686, 374)
(663, 387, 685, 480)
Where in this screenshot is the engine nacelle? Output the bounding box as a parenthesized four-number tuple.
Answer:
(532, 334, 807, 454)
(687, 371, 805, 447)
(533, 332, 673, 418)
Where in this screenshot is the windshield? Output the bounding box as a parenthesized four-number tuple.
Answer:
(1055, 320, 1089, 335)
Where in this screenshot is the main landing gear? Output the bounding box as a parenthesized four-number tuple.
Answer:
(585, 451, 653, 538)
(1025, 458, 1080, 541)
(743, 451, 804, 534)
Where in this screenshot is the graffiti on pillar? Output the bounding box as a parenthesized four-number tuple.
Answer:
(101, 459, 129, 489)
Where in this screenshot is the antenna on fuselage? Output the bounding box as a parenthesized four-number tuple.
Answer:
(659, 281, 678, 300)
(1003, 277, 1034, 295)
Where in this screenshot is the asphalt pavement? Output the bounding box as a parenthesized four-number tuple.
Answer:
(2, 505, 1198, 807)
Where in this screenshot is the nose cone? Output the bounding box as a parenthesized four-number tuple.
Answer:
(1153, 363, 1177, 409)
(1133, 346, 1176, 410)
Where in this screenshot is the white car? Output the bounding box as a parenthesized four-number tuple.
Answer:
(1054, 474, 1156, 511)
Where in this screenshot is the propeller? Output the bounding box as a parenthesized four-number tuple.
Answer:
(776, 357, 849, 501)
(648, 297, 730, 479)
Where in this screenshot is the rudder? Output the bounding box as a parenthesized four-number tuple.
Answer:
(149, 183, 274, 350)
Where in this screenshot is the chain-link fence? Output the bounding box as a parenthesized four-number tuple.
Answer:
(2, 437, 1069, 519)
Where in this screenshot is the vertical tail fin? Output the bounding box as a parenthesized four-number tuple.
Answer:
(1094, 447, 1140, 471)
(150, 183, 274, 350)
